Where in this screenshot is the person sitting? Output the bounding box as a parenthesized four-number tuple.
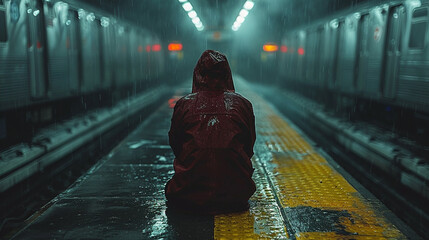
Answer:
(165, 50, 256, 214)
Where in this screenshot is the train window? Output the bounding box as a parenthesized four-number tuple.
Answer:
(409, 8, 428, 49)
(413, 8, 427, 18)
(409, 22, 427, 49)
(0, 8, 7, 42)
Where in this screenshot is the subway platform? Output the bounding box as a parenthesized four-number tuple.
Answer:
(10, 77, 417, 239)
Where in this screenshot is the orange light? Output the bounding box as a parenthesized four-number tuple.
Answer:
(152, 44, 161, 52)
(263, 44, 278, 52)
(280, 45, 288, 53)
(168, 43, 183, 51)
(168, 96, 182, 108)
(298, 47, 304, 55)
(146, 45, 151, 52)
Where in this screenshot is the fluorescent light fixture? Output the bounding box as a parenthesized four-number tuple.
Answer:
(232, 25, 238, 31)
(236, 16, 245, 24)
(243, 1, 254, 10)
(182, 2, 193, 12)
(188, 10, 197, 18)
(180, 1, 204, 31)
(192, 17, 200, 24)
(233, 21, 241, 28)
(239, 9, 249, 18)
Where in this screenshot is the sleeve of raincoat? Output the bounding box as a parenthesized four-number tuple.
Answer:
(168, 99, 185, 157)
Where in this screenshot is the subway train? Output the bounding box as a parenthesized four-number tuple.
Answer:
(0, 0, 165, 147)
(278, 0, 429, 114)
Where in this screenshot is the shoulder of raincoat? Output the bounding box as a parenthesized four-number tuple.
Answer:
(165, 50, 256, 214)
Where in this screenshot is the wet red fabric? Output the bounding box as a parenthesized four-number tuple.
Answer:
(165, 50, 256, 214)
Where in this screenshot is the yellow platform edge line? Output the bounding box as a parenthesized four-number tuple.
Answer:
(214, 83, 405, 239)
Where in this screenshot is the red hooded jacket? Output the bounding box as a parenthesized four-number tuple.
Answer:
(165, 50, 256, 214)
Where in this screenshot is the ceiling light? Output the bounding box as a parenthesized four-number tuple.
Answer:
(233, 21, 241, 28)
(178, 0, 187, 2)
(239, 9, 249, 18)
(188, 10, 197, 18)
(192, 17, 200, 24)
(195, 21, 203, 27)
(243, 1, 254, 10)
(197, 25, 204, 31)
(232, 26, 239, 31)
(182, 2, 193, 12)
(236, 16, 245, 24)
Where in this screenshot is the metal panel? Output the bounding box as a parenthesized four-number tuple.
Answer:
(397, 4, 429, 107)
(79, 10, 101, 93)
(44, 2, 71, 98)
(383, 5, 405, 99)
(327, 21, 339, 90)
(356, 14, 370, 93)
(0, 0, 30, 111)
(363, 6, 388, 98)
(337, 16, 359, 94)
(66, 10, 79, 93)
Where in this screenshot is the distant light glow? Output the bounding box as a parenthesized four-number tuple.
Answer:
(152, 44, 161, 52)
(146, 45, 151, 52)
(233, 22, 241, 28)
(243, 1, 254, 10)
(281, 45, 288, 52)
(188, 10, 197, 18)
(239, 9, 249, 18)
(232, 26, 239, 31)
(263, 44, 278, 52)
(298, 47, 304, 55)
(197, 25, 204, 31)
(178, 0, 187, 2)
(101, 17, 109, 27)
(33, 10, 40, 16)
(195, 21, 203, 27)
(86, 13, 95, 22)
(78, 9, 85, 19)
(168, 43, 183, 51)
(182, 2, 193, 12)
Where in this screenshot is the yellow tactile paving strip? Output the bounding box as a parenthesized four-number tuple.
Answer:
(214, 88, 405, 239)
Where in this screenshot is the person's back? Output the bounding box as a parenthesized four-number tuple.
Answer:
(165, 50, 256, 214)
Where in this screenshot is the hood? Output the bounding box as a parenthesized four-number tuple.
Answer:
(192, 50, 235, 93)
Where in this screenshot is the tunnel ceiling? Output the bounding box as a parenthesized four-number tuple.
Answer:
(82, 0, 370, 42)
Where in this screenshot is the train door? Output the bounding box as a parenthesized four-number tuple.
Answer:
(331, 20, 344, 90)
(27, 0, 47, 98)
(338, 16, 358, 94)
(383, 5, 405, 99)
(66, 10, 79, 93)
(44, 1, 72, 98)
(364, 6, 388, 98)
(314, 27, 323, 87)
(356, 14, 369, 93)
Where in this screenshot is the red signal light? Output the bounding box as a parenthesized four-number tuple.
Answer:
(168, 43, 183, 51)
(146, 45, 151, 52)
(298, 47, 304, 55)
(280, 45, 288, 52)
(263, 44, 278, 52)
(152, 44, 161, 52)
(138, 45, 143, 53)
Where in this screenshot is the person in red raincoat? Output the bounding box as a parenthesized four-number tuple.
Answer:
(165, 50, 256, 214)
